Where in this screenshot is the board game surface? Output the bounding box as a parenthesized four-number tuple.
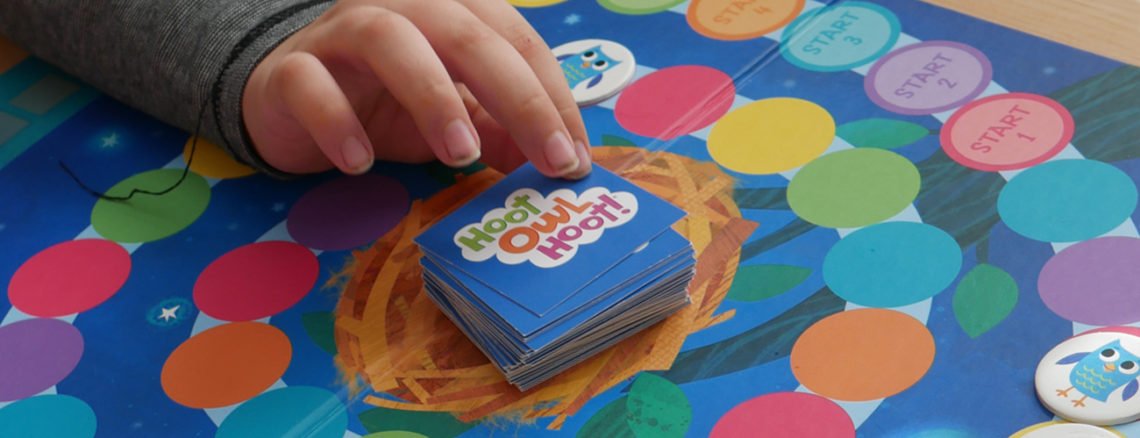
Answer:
(2, 0, 1140, 436)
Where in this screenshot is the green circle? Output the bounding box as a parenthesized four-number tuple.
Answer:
(91, 169, 211, 243)
(788, 148, 920, 228)
(598, 0, 685, 15)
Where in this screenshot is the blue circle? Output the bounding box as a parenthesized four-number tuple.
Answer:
(998, 160, 1137, 242)
(780, 1, 902, 72)
(0, 395, 97, 437)
(823, 222, 962, 307)
(217, 386, 346, 438)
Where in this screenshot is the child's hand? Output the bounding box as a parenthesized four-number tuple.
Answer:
(242, 0, 592, 178)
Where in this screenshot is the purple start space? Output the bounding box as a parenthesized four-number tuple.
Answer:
(865, 40, 993, 115)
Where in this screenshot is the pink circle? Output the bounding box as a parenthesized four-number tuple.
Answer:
(711, 392, 854, 438)
(941, 92, 1074, 172)
(865, 41, 992, 115)
(615, 66, 735, 140)
(0, 319, 84, 401)
(193, 241, 319, 321)
(1039, 237, 1140, 326)
(8, 239, 130, 317)
(287, 174, 409, 251)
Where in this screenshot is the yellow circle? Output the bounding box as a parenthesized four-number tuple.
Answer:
(707, 97, 835, 174)
(508, 0, 567, 7)
(182, 136, 256, 179)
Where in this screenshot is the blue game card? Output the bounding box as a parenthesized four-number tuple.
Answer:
(415, 163, 685, 316)
(421, 229, 692, 338)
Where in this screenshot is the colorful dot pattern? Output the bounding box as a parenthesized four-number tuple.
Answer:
(597, 0, 1132, 430)
(2, 137, 410, 434)
(1, 0, 1134, 435)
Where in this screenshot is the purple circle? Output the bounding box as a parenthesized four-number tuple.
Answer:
(1039, 237, 1140, 325)
(865, 41, 992, 115)
(0, 319, 84, 401)
(287, 174, 410, 251)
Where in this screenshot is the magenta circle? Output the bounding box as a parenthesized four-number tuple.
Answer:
(0, 319, 84, 401)
(614, 65, 735, 140)
(286, 174, 410, 251)
(864, 41, 992, 115)
(711, 391, 854, 437)
(1039, 237, 1140, 325)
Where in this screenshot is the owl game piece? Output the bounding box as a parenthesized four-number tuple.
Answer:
(1011, 421, 1121, 438)
(1036, 327, 1140, 426)
(551, 39, 636, 107)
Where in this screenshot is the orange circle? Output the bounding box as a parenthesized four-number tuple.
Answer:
(687, 0, 804, 41)
(161, 322, 291, 408)
(183, 136, 255, 179)
(790, 308, 934, 401)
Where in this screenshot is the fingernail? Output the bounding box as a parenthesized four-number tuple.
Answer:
(544, 131, 579, 175)
(444, 119, 480, 166)
(342, 136, 373, 174)
(565, 140, 592, 180)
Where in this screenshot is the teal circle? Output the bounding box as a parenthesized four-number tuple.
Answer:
(998, 159, 1138, 243)
(0, 395, 97, 438)
(823, 222, 962, 307)
(217, 387, 346, 438)
(780, 1, 901, 72)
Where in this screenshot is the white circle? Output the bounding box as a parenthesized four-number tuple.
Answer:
(1017, 422, 1120, 438)
(1036, 330, 1140, 426)
(551, 39, 636, 107)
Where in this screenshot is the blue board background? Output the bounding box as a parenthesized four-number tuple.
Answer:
(0, 0, 1136, 436)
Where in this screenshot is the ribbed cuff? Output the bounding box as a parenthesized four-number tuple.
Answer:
(212, 0, 334, 179)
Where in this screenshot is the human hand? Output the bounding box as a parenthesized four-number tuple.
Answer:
(241, 0, 592, 179)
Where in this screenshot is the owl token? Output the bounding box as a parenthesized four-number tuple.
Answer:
(1011, 421, 1122, 438)
(1036, 327, 1140, 426)
(551, 39, 637, 107)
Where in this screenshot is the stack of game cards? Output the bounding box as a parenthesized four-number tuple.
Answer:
(415, 164, 694, 390)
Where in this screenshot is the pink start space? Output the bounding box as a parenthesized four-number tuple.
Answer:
(942, 93, 1075, 171)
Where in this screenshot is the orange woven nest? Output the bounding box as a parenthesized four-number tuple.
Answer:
(333, 146, 758, 429)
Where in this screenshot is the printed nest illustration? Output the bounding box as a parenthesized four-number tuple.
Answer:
(333, 146, 758, 429)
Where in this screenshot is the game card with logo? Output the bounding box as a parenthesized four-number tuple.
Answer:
(414, 164, 686, 317)
(423, 229, 693, 339)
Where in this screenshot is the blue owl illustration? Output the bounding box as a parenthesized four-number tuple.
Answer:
(1055, 339, 1140, 407)
(557, 45, 621, 90)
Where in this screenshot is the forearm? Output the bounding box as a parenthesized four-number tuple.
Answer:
(0, 0, 333, 176)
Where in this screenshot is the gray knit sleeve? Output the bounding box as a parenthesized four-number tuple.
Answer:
(0, 0, 334, 177)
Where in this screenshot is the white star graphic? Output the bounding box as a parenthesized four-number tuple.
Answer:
(564, 13, 581, 25)
(159, 305, 180, 322)
(271, 202, 286, 213)
(101, 133, 119, 148)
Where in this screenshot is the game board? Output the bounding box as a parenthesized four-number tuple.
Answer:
(2, 0, 1139, 436)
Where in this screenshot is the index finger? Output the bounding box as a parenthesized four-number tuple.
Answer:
(392, 0, 581, 178)
(451, 0, 592, 178)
